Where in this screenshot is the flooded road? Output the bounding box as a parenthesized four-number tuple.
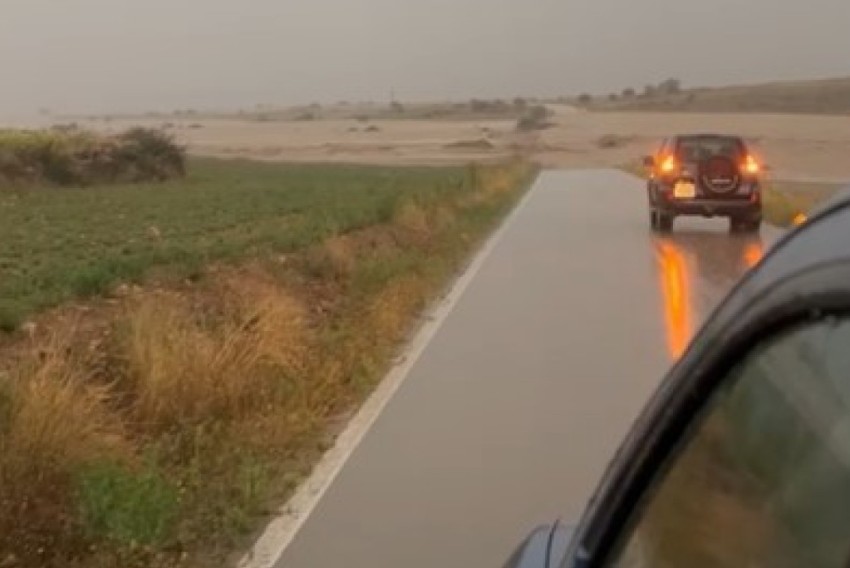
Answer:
(263, 170, 782, 568)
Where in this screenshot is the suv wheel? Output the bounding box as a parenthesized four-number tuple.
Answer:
(655, 212, 673, 233)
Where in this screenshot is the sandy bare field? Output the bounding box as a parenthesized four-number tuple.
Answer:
(57, 105, 850, 182)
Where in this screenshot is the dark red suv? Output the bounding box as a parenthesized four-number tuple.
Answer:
(644, 134, 763, 233)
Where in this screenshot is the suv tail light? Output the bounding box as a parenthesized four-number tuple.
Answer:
(659, 155, 678, 175)
(743, 155, 760, 175)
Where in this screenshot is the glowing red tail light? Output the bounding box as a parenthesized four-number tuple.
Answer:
(659, 155, 677, 175)
(743, 155, 760, 175)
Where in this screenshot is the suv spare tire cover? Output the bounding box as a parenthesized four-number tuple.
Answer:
(700, 155, 741, 195)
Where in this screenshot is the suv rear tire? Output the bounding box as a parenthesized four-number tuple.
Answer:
(651, 211, 673, 233)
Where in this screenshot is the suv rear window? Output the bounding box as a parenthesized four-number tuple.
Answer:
(676, 136, 744, 163)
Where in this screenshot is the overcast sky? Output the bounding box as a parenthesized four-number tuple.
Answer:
(2, 0, 849, 116)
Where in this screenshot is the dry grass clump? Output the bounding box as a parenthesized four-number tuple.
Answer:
(0, 334, 125, 485)
(122, 276, 310, 432)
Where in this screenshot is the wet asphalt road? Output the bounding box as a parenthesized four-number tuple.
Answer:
(276, 169, 782, 568)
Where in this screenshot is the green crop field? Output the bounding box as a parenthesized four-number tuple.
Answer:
(0, 158, 480, 331)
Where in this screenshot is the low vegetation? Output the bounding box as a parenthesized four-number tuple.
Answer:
(515, 105, 554, 131)
(0, 157, 535, 567)
(0, 128, 184, 189)
(597, 134, 633, 149)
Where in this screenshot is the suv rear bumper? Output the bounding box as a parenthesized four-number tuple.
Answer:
(651, 178, 761, 218)
(659, 198, 761, 218)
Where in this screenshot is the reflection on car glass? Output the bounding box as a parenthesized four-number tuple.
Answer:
(610, 317, 850, 568)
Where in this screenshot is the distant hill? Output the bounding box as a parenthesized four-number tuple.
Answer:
(591, 77, 850, 115)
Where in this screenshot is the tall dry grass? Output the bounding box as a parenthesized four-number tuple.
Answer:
(393, 200, 432, 238)
(122, 275, 310, 432)
(0, 332, 129, 566)
(0, 335, 125, 486)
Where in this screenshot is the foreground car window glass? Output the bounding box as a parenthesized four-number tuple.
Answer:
(611, 317, 850, 568)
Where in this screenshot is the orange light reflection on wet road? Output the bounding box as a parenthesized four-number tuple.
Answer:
(743, 242, 765, 269)
(658, 242, 694, 360)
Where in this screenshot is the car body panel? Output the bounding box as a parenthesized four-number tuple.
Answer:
(653, 193, 760, 217)
(503, 524, 575, 568)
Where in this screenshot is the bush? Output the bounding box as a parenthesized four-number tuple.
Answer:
(516, 105, 553, 131)
(118, 128, 186, 181)
(528, 105, 550, 120)
(659, 78, 682, 95)
(0, 128, 185, 188)
(577, 93, 592, 104)
(597, 134, 632, 149)
(469, 99, 508, 113)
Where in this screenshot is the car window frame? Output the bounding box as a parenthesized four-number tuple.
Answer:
(608, 313, 850, 567)
(562, 211, 850, 568)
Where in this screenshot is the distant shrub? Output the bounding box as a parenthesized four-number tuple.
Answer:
(597, 134, 633, 149)
(468, 99, 509, 113)
(528, 105, 551, 121)
(0, 128, 185, 188)
(516, 105, 554, 131)
(293, 112, 316, 121)
(470, 99, 490, 112)
(577, 93, 593, 104)
(659, 78, 682, 95)
(622, 87, 636, 98)
(51, 123, 80, 133)
(390, 101, 405, 113)
(117, 128, 186, 182)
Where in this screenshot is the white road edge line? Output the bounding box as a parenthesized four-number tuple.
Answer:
(237, 177, 540, 568)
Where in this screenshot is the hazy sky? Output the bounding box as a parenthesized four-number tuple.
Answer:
(2, 0, 849, 116)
